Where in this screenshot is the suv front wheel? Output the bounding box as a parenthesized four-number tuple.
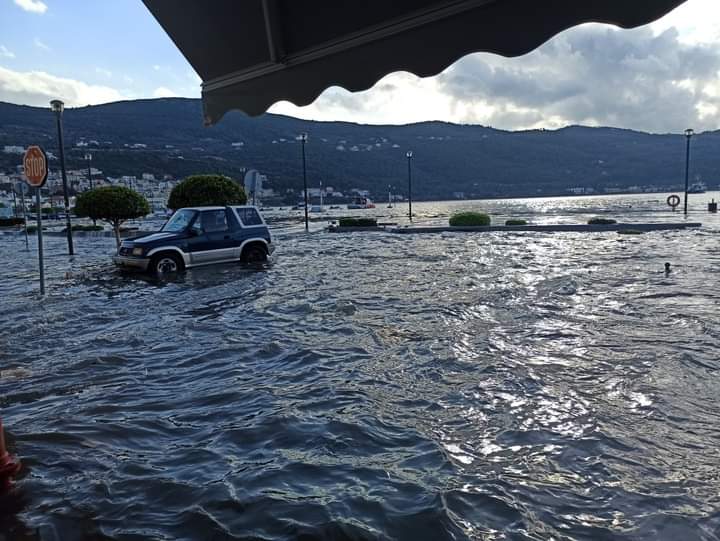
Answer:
(150, 252, 183, 275)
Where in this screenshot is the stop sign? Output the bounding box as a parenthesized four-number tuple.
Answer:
(23, 145, 48, 188)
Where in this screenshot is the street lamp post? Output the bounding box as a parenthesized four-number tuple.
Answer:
(299, 133, 309, 232)
(684, 128, 694, 216)
(85, 152, 93, 190)
(85, 152, 97, 226)
(19, 183, 28, 250)
(406, 151, 413, 222)
(50, 99, 74, 255)
(10, 185, 17, 217)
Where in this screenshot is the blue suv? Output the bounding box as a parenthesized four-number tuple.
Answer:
(114, 206, 274, 274)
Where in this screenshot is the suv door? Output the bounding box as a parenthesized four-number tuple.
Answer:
(189, 209, 236, 264)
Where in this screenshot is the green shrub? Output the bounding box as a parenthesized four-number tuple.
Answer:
(505, 219, 527, 226)
(449, 212, 491, 227)
(588, 218, 617, 225)
(338, 217, 377, 227)
(26, 225, 46, 234)
(0, 217, 25, 227)
(168, 174, 246, 210)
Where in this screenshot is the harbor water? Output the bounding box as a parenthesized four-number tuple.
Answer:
(2, 194, 720, 540)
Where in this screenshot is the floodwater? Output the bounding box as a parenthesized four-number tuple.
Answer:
(2, 195, 720, 540)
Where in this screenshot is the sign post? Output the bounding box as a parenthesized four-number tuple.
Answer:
(23, 146, 48, 295)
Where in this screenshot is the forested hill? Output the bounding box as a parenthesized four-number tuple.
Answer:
(1, 98, 717, 198)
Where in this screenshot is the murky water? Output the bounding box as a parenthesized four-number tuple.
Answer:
(2, 195, 720, 540)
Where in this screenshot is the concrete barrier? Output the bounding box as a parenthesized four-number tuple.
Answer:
(328, 226, 387, 233)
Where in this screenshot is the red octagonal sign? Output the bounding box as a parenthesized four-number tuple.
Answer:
(23, 145, 48, 188)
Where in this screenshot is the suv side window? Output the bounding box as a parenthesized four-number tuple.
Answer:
(237, 207, 263, 226)
(201, 210, 229, 233)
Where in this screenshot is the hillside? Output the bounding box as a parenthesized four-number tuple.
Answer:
(1, 98, 718, 199)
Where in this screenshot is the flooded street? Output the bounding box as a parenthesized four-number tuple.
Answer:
(2, 196, 720, 540)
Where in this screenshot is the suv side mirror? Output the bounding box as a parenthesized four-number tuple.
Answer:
(188, 228, 200, 237)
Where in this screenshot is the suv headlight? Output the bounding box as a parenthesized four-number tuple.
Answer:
(132, 247, 144, 256)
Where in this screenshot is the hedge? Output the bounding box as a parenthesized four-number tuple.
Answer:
(338, 217, 377, 227)
(0, 217, 25, 227)
(63, 224, 105, 232)
(505, 219, 527, 226)
(588, 218, 617, 225)
(449, 212, 491, 227)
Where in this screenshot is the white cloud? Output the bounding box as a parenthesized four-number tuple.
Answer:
(14, 0, 47, 14)
(153, 65, 161, 71)
(0, 46, 15, 59)
(270, 71, 453, 124)
(153, 86, 178, 98)
(650, 0, 720, 44)
(95, 67, 112, 78)
(0, 65, 125, 107)
(34, 38, 51, 52)
(271, 3, 720, 133)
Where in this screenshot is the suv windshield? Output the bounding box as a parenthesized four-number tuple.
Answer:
(162, 209, 197, 232)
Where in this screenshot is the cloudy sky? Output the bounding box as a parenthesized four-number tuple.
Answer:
(0, 0, 719, 133)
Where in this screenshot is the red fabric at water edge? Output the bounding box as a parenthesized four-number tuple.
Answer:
(0, 419, 21, 490)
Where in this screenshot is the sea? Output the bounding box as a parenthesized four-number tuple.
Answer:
(1, 193, 719, 540)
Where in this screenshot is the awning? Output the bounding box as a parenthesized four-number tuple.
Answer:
(143, 0, 687, 125)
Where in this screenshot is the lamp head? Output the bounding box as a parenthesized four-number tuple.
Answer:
(298, 133, 308, 142)
(50, 99, 64, 113)
(84, 152, 92, 161)
(406, 150, 413, 158)
(685, 128, 694, 138)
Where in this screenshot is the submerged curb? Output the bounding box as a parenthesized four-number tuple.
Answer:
(390, 222, 703, 234)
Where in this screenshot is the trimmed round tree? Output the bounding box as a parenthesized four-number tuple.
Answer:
(168, 174, 246, 210)
(74, 186, 150, 248)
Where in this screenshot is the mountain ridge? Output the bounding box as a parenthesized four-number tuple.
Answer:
(1, 98, 717, 199)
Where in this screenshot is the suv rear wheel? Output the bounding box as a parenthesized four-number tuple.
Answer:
(241, 244, 267, 263)
(150, 252, 183, 275)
